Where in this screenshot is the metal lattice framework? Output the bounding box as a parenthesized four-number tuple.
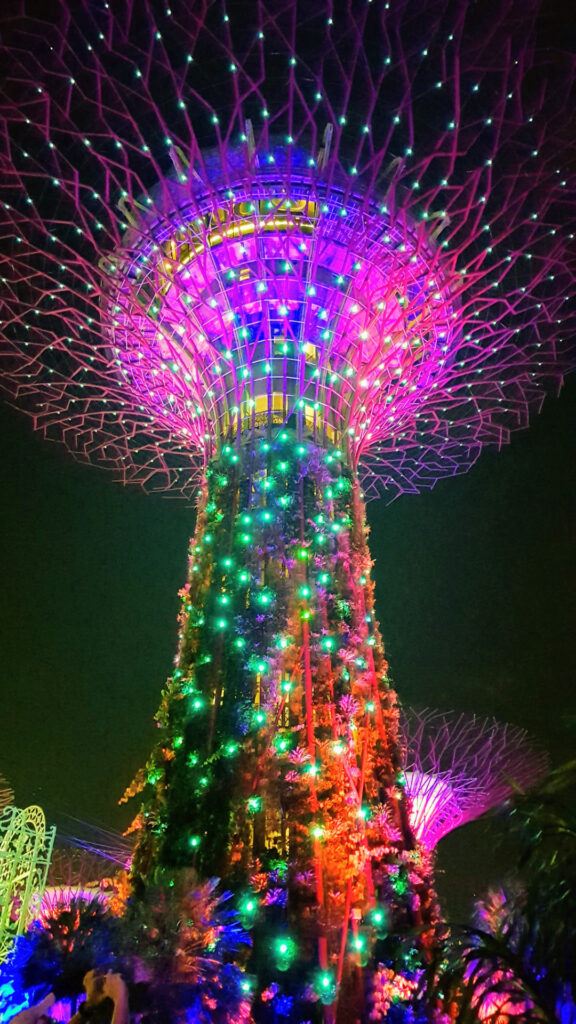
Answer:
(0, 0, 574, 499)
(400, 708, 549, 849)
(0, 805, 56, 963)
(0, 5, 573, 1018)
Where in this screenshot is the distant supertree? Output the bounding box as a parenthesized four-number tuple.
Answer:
(0, 1, 575, 1021)
(50, 820, 134, 878)
(0, 774, 14, 813)
(400, 709, 549, 850)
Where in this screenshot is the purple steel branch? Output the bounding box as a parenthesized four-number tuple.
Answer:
(0, 0, 574, 499)
(400, 708, 548, 848)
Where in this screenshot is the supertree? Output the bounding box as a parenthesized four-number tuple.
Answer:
(400, 709, 548, 852)
(0, 0, 575, 1021)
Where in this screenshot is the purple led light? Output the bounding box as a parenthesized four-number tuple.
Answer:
(401, 709, 548, 848)
(0, 1, 572, 498)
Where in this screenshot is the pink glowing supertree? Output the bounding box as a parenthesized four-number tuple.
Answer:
(0, 0, 574, 500)
(400, 708, 548, 850)
(0, 1, 574, 1021)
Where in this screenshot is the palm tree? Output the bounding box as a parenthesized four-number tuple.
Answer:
(426, 761, 576, 1022)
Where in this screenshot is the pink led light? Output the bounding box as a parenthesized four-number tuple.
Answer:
(0, 0, 572, 498)
(401, 709, 548, 848)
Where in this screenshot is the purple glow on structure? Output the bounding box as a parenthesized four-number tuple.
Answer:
(107, 161, 454, 462)
(0, 0, 573, 499)
(401, 709, 548, 848)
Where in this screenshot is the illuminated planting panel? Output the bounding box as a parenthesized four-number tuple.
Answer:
(106, 157, 453, 455)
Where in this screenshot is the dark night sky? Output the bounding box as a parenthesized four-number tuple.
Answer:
(1, 373, 575, 919)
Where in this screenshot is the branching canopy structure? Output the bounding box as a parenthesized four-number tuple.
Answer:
(401, 708, 549, 849)
(0, 0, 574, 499)
(0, 1, 574, 1020)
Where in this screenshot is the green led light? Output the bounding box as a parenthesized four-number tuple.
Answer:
(274, 935, 296, 970)
(241, 896, 257, 915)
(315, 970, 336, 1003)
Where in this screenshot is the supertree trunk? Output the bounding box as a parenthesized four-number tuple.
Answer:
(127, 433, 437, 1020)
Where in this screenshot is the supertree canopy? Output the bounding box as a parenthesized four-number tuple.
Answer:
(1, 0, 575, 498)
(0, 0, 575, 1021)
(400, 709, 548, 851)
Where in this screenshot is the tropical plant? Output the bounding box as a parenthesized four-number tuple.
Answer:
(425, 761, 576, 1022)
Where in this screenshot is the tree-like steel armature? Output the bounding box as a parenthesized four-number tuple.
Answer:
(0, 1, 574, 1021)
(400, 709, 549, 850)
(0, 0, 574, 500)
